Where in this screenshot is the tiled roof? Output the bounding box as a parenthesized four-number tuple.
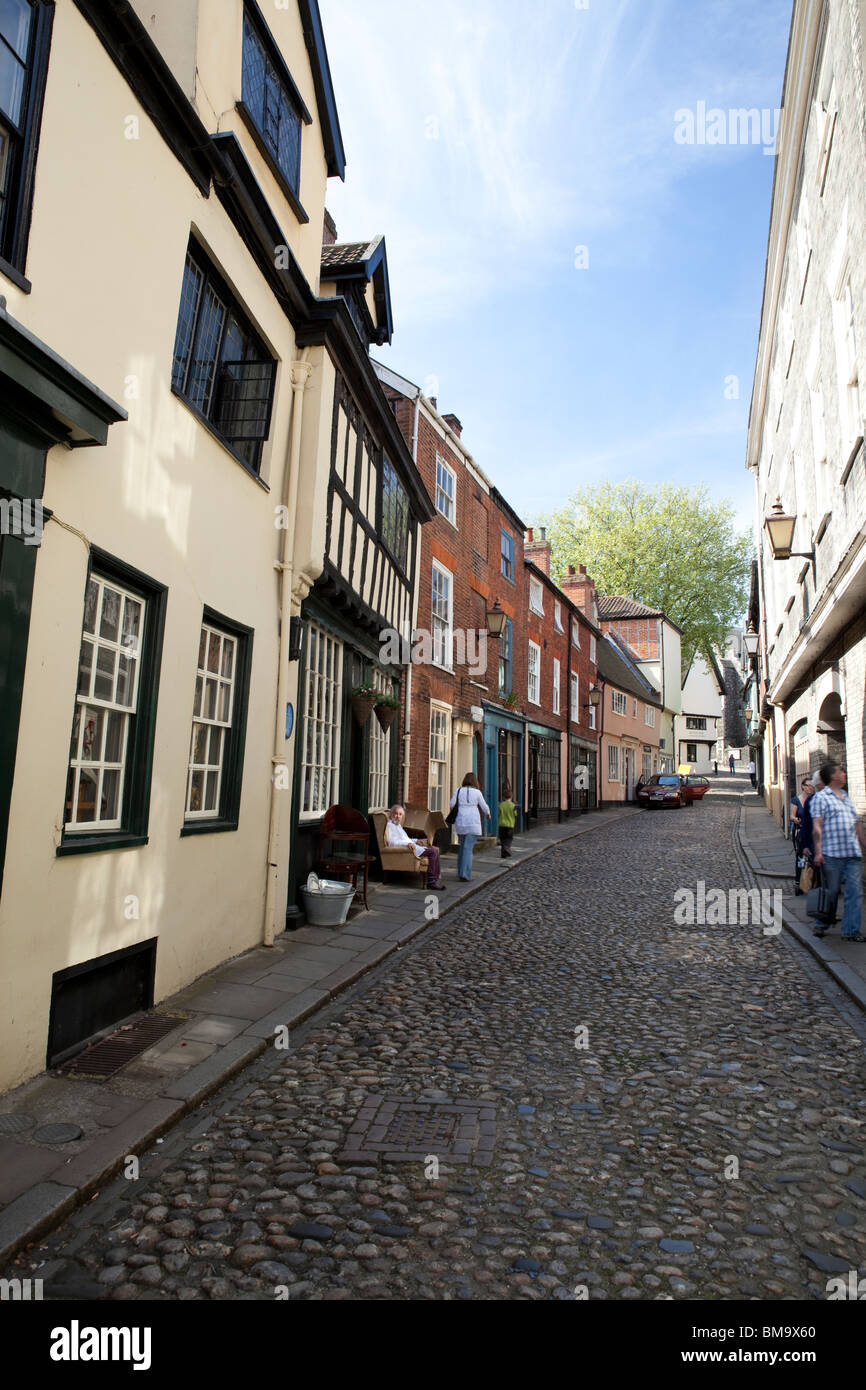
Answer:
(597, 632, 662, 704)
(321, 240, 374, 272)
(596, 595, 664, 620)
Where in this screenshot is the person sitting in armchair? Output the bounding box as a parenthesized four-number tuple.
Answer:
(384, 805, 446, 891)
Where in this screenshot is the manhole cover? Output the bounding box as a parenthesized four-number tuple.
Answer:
(33, 1123, 83, 1145)
(0, 1113, 36, 1135)
(340, 1096, 496, 1167)
(57, 1014, 187, 1079)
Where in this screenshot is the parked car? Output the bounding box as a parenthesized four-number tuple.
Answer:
(637, 775, 685, 809)
(681, 775, 710, 804)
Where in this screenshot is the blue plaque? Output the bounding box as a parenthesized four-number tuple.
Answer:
(285, 703, 294, 738)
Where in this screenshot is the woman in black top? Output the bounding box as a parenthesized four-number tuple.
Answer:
(794, 779, 815, 893)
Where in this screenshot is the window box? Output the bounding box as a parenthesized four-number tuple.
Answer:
(59, 552, 167, 856)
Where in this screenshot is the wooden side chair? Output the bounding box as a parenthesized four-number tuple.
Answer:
(317, 804, 372, 910)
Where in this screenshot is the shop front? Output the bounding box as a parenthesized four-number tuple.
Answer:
(568, 734, 598, 814)
(482, 704, 525, 836)
(527, 721, 562, 827)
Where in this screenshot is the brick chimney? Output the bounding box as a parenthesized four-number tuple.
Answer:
(560, 563, 597, 617)
(443, 413, 462, 438)
(524, 525, 551, 576)
(323, 209, 338, 246)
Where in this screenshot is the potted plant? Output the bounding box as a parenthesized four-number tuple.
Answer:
(374, 691, 400, 731)
(503, 691, 520, 711)
(350, 682, 377, 726)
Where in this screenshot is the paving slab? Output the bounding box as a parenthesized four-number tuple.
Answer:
(244, 989, 330, 1039)
(0, 1182, 78, 1267)
(161, 1037, 266, 1102)
(170, 980, 303, 1021)
(0, 1137, 71, 1205)
(46, 1097, 185, 1193)
(180, 1015, 251, 1045)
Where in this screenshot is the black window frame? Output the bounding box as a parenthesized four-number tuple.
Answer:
(237, 0, 311, 224)
(500, 528, 514, 582)
(0, 0, 54, 289)
(171, 238, 278, 479)
(379, 454, 410, 573)
(686, 742, 698, 763)
(180, 606, 253, 837)
(58, 549, 167, 858)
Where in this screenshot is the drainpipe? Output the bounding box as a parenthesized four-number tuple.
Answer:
(402, 384, 423, 804)
(263, 353, 313, 948)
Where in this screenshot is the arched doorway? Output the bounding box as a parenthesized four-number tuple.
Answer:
(817, 693, 846, 767)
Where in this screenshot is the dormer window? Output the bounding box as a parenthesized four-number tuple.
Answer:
(240, 4, 311, 220)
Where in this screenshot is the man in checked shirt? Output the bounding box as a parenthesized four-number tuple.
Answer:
(812, 763, 866, 942)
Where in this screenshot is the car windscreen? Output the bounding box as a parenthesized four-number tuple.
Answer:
(657, 777, 680, 786)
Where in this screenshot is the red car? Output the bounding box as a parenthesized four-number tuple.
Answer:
(681, 775, 711, 804)
(637, 775, 686, 809)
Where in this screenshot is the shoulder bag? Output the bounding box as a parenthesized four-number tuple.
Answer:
(445, 788, 461, 828)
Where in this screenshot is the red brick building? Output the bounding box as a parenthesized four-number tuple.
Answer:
(374, 364, 527, 832)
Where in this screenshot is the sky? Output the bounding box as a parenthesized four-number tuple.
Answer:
(319, 0, 795, 535)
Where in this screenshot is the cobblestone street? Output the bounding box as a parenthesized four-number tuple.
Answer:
(10, 802, 866, 1302)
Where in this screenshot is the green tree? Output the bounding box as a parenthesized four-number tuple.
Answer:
(543, 481, 753, 664)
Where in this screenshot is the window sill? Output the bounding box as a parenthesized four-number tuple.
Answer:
(0, 254, 31, 293)
(235, 101, 309, 226)
(181, 819, 240, 838)
(170, 387, 271, 491)
(435, 508, 458, 532)
(57, 833, 149, 857)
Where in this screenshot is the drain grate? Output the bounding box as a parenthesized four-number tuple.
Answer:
(57, 1014, 186, 1079)
(340, 1096, 496, 1167)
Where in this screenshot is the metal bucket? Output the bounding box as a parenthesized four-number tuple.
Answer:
(301, 878, 355, 928)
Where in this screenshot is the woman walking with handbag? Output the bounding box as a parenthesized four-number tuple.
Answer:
(448, 773, 491, 883)
(793, 778, 814, 896)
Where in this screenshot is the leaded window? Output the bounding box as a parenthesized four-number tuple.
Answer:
(381, 456, 410, 571)
(0, 0, 51, 272)
(301, 624, 343, 818)
(172, 243, 277, 474)
(65, 576, 144, 831)
(242, 6, 303, 195)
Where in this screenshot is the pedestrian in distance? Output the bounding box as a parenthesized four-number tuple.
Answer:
(749, 758, 757, 788)
(498, 781, 516, 859)
(812, 763, 866, 942)
(729, 753, 736, 775)
(792, 777, 814, 896)
(713, 761, 718, 777)
(384, 805, 446, 890)
(449, 773, 491, 882)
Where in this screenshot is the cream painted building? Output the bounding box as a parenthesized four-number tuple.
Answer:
(747, 0, 866, 828)
(0, 0, 428, 1092)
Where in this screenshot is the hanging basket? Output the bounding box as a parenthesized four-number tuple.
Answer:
(351, 694, 376, 726)
(374, 703, 398, 732)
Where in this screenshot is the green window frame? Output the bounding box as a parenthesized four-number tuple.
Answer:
(181, 607, 253, 836)
(58, 551, 167, 857)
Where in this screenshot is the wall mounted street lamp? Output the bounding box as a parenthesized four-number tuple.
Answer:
(486, 599, 508, 640)
(288, 616, 305, 662)
(583, 685, 602, 711)
(744, 706, 753, 723)
(743, 626, 760, 659)
(764, 498, 815, 566)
